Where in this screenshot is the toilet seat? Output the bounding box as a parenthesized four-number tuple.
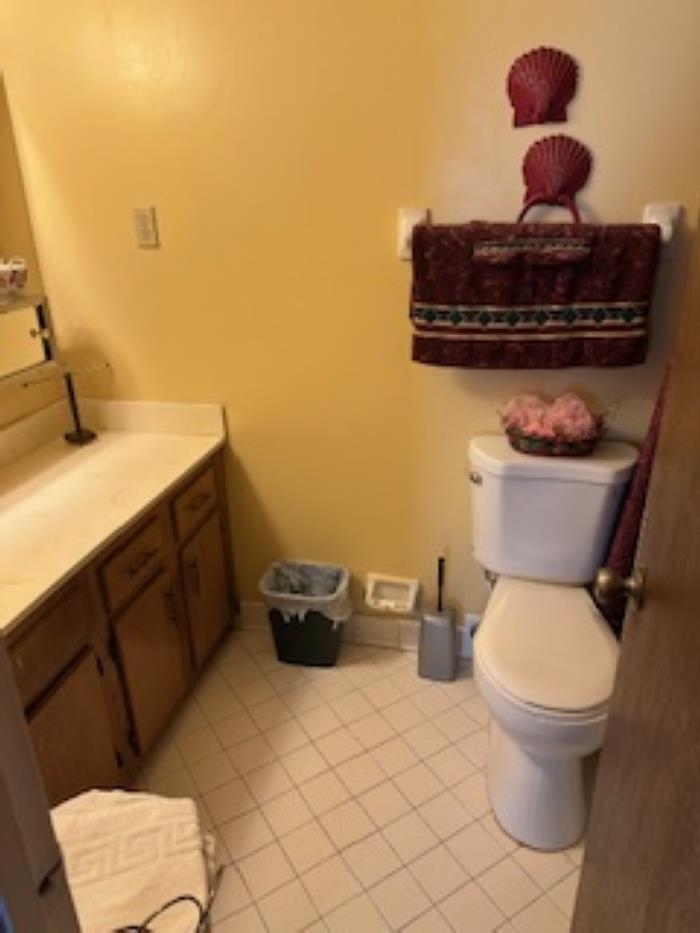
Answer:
(476, 577, 619, 714)
(476, 654, 609, 726)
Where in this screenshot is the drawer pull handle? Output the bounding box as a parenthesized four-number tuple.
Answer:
(186, 491, 211, 512)
(163, 589, 178, 623)
(186, 559, 201, 596)
(124, 548, 158, 578)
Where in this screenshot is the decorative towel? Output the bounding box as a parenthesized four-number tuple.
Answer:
(410, 221, 661, 368)
(602, 369, 669, 635)
(51, 789, 213, 932)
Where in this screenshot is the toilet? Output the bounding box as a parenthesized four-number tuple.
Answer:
(468, 435, 638, 850)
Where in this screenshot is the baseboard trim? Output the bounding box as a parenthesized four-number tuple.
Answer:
(239, 601, 474, 659)
(238, 601, 268, 630)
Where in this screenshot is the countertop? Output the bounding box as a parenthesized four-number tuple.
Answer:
(0, 400, 225, 637)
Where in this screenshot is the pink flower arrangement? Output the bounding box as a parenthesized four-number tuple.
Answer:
(500, 392, 603, 455)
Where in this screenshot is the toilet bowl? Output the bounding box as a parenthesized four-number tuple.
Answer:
(474, 577, 618, 849)
(467, 435, 636, 850)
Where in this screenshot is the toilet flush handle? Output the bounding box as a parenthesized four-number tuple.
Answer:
(594, 566, 646, 609)
(469, 471, 483, 485)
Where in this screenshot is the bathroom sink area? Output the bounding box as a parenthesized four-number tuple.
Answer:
(2, 397, 237, 809)
(0, 399, 225, 635)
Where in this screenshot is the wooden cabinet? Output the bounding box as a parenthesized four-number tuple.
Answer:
(182, 510, 230, 668)
(173, 464, 218, 541)
(114, 570, 188, 754)
(99, 518, 165, 614)
(11, 582, 92, 710)
(28, 649, 121, 807)
(102, 453, 235, 758)
(8, 575, 125, 807)
(6, 448, 236, 803)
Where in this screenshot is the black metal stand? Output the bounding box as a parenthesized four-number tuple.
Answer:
(63, 371, 97, 445)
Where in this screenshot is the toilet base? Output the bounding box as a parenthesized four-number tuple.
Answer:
(487, 721, 586, 851)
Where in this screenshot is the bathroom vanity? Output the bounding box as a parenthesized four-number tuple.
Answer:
(0, 82, 237, 806)
(0, 403, 237, 806)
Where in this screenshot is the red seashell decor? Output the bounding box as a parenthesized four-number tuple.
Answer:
(518, 134, 592, 223)
(507, 46, 579, 127)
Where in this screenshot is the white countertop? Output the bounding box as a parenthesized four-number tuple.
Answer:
(0, 400, 225, 637)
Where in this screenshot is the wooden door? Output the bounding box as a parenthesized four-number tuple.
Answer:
(182, 510, 231, 668)
(28, 649, 120, 806)
(113, 570, 187, 754)
(573, 237, 700, 931)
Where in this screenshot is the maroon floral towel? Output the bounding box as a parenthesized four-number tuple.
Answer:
(603, 369, 669, 634)
(410, 221, 661, 368)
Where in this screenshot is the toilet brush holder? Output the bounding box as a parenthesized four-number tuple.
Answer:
(418, 555, 456, 682)
(418, 608, 457, 681)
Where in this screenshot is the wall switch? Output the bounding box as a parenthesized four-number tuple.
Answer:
(397, 207, 429, 260)
(133, 206, 160, 249)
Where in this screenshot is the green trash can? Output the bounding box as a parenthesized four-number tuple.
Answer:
(259, 562, 351, 667)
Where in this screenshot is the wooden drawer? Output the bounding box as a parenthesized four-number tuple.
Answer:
(100, 518, 165, 613)
(172, 465, 217, 541)
(10, 581, 92, 709)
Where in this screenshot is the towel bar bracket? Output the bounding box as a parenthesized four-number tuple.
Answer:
(642, 202, 682, 244)
(398, 207, 430, 260)
(398, 202, 681, 260)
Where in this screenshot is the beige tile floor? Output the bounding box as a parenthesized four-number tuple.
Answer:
(135, 629, 582, 932)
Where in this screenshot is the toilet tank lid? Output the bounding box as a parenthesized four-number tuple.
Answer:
(470, 435, 638, 484)
(477, 578, 619, 712)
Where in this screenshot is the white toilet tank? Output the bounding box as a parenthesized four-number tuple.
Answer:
(469, 435, 638, 585)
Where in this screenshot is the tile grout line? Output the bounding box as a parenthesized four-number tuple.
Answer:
(150, 632, 580, 930)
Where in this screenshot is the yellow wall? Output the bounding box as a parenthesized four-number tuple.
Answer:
(0, 1, 698, 612)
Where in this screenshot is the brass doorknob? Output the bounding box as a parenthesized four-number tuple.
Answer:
(594, 567, 646, 609)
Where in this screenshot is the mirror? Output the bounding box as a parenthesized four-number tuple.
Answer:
(0, 77, 54, 381)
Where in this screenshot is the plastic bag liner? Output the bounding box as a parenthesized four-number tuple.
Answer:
(259, 561, 352, 626)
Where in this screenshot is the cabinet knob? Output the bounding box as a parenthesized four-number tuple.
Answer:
(124, 548, 158, 579)
(186, 560, 201, 596)
(187, 492, 211, 512)
(163, 588, 178, 623)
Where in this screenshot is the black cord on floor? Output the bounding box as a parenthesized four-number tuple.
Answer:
(113, 892, 206, 933)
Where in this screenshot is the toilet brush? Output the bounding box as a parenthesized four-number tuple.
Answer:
(418, 555, 457, 681)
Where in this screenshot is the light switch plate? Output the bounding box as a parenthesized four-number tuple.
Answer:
(133, 206, 160, 249)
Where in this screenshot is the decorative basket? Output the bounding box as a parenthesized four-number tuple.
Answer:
(506, 426, 602, 457)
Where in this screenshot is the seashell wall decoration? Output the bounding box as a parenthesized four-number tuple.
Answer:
(518, 134, 592, 222)
(507, 46, 579, 127)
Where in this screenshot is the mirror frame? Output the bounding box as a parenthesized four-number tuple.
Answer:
(0, 72, 58, 387)
(0, 294, 60, 387)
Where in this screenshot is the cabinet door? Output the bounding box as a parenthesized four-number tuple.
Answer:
(29, 649, 120, 806)
(182, 511, 231, 668)
(114, 571, 187, 754)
